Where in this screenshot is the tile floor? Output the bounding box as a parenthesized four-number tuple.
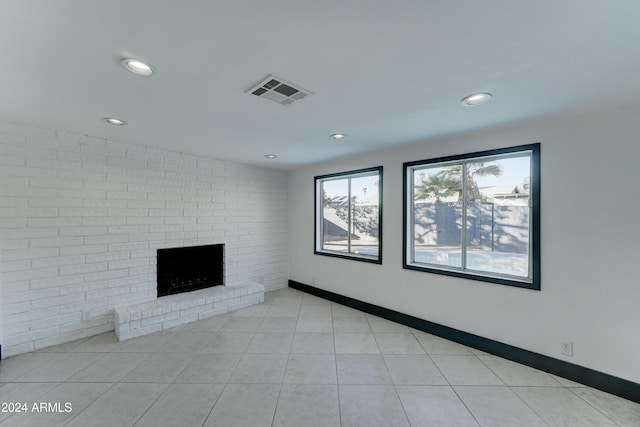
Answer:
(0, 288, 638, 426)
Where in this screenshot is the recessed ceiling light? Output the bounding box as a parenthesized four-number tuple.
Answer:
(330, 133, 346, 140)
(461, 93, 492, 106)
(264, 154, 278, 159)
(121, 58, 154, 76)
(103, 117, 127, 126)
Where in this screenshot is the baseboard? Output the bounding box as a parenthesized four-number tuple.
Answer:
(289, 279, 640, 404)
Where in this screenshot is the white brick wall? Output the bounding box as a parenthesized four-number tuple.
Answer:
(0, 122, 289, 358)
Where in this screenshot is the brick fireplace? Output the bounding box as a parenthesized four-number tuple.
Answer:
(0, 122, 287, 358)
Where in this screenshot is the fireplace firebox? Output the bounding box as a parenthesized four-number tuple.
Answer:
(157, 244, 224, 297)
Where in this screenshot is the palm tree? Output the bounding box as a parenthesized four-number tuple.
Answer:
(442, 162, 502, 201)
(414, 173, 460, 202)
(323, 190, 331, 207)
(464, 162, 501, 200)
(415, 162, 502, 203)
(323, 190, 344, 207)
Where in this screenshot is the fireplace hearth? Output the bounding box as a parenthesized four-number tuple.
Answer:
(157, 244, 224, 297)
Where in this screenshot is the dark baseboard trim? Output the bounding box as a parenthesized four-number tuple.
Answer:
(289, 280, 640, 404)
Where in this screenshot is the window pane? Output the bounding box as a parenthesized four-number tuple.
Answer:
(465, 156, 530, 277)
(403, 144, 539, 289)
(321, 178, 350, 253)
(316, 166, 382, 264)
(412, 165, 463, 268)
(350, 175, 380, 257)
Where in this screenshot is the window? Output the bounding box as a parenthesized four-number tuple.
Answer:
(315, 166, 382, 263)
(403, 144, 540, 289)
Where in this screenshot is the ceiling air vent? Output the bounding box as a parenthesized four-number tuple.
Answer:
(246, 75, 313, 107)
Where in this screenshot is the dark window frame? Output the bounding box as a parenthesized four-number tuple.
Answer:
(403, 143, 540, 290)
(315, 166, 383, 264)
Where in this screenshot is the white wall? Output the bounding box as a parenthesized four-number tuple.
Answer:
(0, 122, 288, 357)
(288, 106, 640, 384)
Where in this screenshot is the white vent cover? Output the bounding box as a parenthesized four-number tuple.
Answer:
(246, 75, 313, 106)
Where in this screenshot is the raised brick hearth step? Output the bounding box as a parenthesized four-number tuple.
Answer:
(114, 281, 264, 341)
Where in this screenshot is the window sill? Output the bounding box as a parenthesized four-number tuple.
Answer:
(403, 262, 539, 290)
(315, 250, 382, 264)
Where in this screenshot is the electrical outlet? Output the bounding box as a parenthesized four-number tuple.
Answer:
(311, 276, 316, 285)
(561, 341, 573, 356)
(258, 276, 264, 284)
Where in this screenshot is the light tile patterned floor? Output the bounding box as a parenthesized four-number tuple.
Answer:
(0, 288, 638, 426)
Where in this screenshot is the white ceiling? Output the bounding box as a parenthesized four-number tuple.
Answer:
(2, 1, 639, 169)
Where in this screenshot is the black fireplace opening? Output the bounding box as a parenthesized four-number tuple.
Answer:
(157, 244, 224, 297)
